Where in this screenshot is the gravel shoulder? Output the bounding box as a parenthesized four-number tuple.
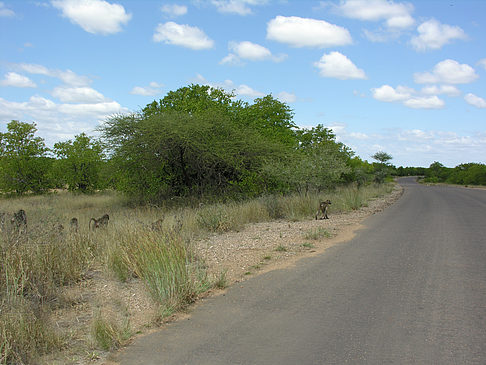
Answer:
(196, 183, 404, 285)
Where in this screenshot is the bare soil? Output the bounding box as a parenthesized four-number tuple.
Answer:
(45, 184, 403, 364)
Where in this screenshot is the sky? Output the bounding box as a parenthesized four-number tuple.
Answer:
(1, 0, 485, 167)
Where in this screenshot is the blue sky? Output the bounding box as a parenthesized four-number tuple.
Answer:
(1, 0, 485, 167)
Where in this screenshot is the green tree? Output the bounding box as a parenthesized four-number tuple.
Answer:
(0, 120, 51, 194)
(425, 161, 449, 182)
(244, 95, 297, 146)
(264, 125, 352, 193)
(100, 109, 286, 202)
(52, 133, 105, 193)
(371, 151, 393, 183)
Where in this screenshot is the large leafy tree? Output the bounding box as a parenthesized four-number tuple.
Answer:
(52, 133, 105, 193)
(101, 110, 286, 201)
(244, 95, 297, 146)
(0, 120, 52, 194)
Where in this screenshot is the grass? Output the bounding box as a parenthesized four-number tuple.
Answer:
(0, 182, 394, 363)
(275, 245, 288, 252)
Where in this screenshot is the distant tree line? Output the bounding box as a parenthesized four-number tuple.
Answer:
(1, 84, 400, 202)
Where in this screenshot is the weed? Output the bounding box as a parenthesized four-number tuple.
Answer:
(275, 245, 287, 252)
(213, 269, 228, 289)
(304, 227, 332, 240)
(302, 242, 315, 249)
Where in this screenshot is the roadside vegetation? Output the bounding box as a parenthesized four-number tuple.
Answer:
(0, 84, 399, 363)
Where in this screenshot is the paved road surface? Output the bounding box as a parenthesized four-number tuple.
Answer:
(117, 177, 486, 364)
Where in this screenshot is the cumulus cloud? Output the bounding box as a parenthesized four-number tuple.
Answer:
(371, 84, 411, 102)
(410, 19, 466, 51)
(0, 62, 128, 144)
(464, 93, 486, 109)
(51, 0, 131, 35)
(314, 51, 367, 80)
(0, 95, 127, 144)
(221, 41, 286, 64)
(130, 82, 163, 96)
(0, 1, 14, 17)
(211, 0, 267, 15)
(329, 123, 486, 167)
(372, 84, 445, 109)
(334, 0, 414, 29)
(0, 72, 37, 88)
(403, 95, 444, 109)
(414, 59, 478, 84)
(267, 16, 352, 48)
(161, 4, 187, 17)
(153, 22, 214, 50)
(420, 85, 460, 97)
(52, 86, 107, 103)
(16, 63, 92, 86)
(235, 84, 265, 97)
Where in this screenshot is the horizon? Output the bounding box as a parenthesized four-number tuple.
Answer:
(1, 0, 485, 168)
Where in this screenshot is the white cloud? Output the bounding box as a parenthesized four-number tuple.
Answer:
(130, 82, 163, 96)
(161, 4, 187, 17)
(17, 63, 91, 86)
(403, 95, 444, 109)
(235, 84, 265, 97)
(230, 41, 271, 60)
(372, 84, 446, 109)
(371, 84, 411, 102)
(277, 91, 297, 103)
(420, 85, 460, 96)
(0, 95, 128, 144)
(329, 123, 486, 167)
(314, 51, 367, 80)
(0, 72, 37, 88)
(220, 53, 243, 66)
(52, 86, 107, 103)
(211, 0, 267, 15)
(0, 2, 14, 17)
(464, 93, 486, 109)
(153, 22, 214, 50)
(410, 19, 466, 51)
(334, 0, 414, 29)
(267, 16, 352, 48)
(414, 59, 478, 84)
(51, 0, 132, 35)
(221, 41, 286, 64)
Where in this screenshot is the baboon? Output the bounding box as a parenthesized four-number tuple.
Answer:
(11, 209, 27, 233)
(89, 214, 109, 230)
(315, 200, 332, 220)
(151, 218, 164, 231)
(70, 217, 79, 233)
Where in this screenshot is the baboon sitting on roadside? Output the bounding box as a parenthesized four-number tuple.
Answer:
(11, 209, 27, 233)
(89, 214, 109, 230)
(315, 200, 331, 220)
(70, 217, 79, 233)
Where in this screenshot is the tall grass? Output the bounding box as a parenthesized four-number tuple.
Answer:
(105, 227, 210, 315)
(0, 182, 394, 363)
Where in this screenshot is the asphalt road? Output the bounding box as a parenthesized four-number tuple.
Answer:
(117, 177, 486, 364)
